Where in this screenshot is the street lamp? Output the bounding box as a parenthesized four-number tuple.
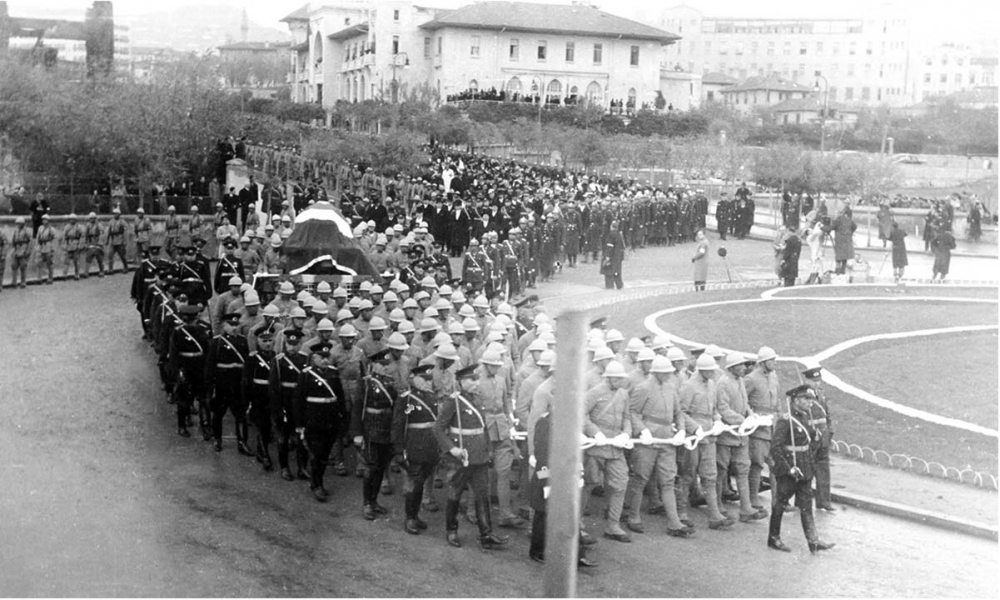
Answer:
(390, 52, 409, 103)
(813, 73, 829, 154)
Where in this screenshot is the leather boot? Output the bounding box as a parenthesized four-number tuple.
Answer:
(768, 499, 785, 541)
(445, 498, 460, 533)
(476, 497, 508, 549)
(802, 510, 835, 553)
(255, 436, 266, 464)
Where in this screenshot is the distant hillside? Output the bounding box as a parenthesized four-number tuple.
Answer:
(118, 4, 288, 52)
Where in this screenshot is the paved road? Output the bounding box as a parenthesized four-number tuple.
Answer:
(1, 274, 997, 597)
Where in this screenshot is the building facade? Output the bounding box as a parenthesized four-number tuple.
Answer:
(656, 5, 914, 107)
(283, 1, 678, 111)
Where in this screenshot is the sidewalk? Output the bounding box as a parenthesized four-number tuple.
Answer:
(527, 242, 998, 540)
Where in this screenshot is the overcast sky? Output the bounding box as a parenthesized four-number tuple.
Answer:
(13, 0, 1000, 46)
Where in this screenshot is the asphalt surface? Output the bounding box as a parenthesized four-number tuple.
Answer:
(1, 267, 998, 597)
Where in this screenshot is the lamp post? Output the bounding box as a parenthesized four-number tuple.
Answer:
(389, 52, 409, 103)
(813, 73, 829, 154)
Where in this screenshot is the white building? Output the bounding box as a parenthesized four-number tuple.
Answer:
(283, 1, 679, 110)
(655, 4, 915, 107)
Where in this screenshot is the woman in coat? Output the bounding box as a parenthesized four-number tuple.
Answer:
(823, 206, 857, 275)
(931, 227, 956, 282)
(691, 229, 709, 291)
(888, 221, 908, 283)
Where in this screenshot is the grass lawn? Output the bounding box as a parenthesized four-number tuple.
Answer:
(769, 284, 998, 300)
(824, 330, 999, 431)
(604, 286, 999, 479)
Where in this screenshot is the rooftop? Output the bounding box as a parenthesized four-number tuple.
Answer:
(702, 71, 738, 85)
(279, 4, 310, 23)
(769, 97, 860, 113)
(328, 23, 369, 41)
(719, 75, 812, 94)
(217, 41, 291, 52)
(419, 1, 679, 44)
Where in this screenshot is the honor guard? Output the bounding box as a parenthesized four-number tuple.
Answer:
(433, 364, 509, 550)
(268, 329, 310, 481)
(244, 324, 276, 471)
(802, 365, 835, 511)
(391, 364, 440, 534)
(214, 239, 245, 294)
(206, 313, 251, 453)
(767, 385, 835, 554)
(352, 349, 398, 520)
(294, 342, 347, 502)
(168, 304, 211, 438)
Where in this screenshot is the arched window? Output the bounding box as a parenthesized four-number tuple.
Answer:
(506, 76, 522, 93)
(628, 88, 637, 104)
(586, 81, 602, 103)
(570, 85, 579, 95)
(353, 76, 359, 102)
(469, 79, 479, 93)
(360, 74, 366, 100)
(313, 32, 323, 65)
(546, 79, 562, 104)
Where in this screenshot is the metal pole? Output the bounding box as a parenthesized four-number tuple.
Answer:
(544, 311, 586, 598)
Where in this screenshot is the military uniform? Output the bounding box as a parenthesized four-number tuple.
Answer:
(134, 214, 153, 254)
(35, 221, 56, 283)
(745, 365, 780, 508)
(678, 374, 732, 526)
(581, 378, 632, 539)
(168, 307, 211, 437)
(809, 389, 834, 510)
(391, 371, 440, 533)
(244, 331, 275, 469)
(62, 220, 84, 279)
(84, 218, 105, 277)
(478, 365, 520, 524)
(11, 224, 32, 287)
(716, 368, 760, 520)
(268, 334, 310, 480)
(205, 321, 251, 452)
(107, 215, 129, 273)
(294, 351, 347, 500)
(214, 251, 245, 294)
(164, 213, 181, 257)
(352, 358, 398, 517)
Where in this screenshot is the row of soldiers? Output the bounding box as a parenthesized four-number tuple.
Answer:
(129, 245, 834, 558)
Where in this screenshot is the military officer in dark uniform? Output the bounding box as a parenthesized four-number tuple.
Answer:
(131, 244, 165, 338)
(213, 239, 245, 294)
(269, 329, 310, 482)
(460, 238, 489, 295)
(245, 323, 276, 471)
(767, 384, 835, 554)
(168, 304, 212, 438)
(294, 342, 347, 502)
(177, 243, 212, 308)
(715, 192, 731, 241)
(803, 365, 835, 511)
(352, 349, 398, 520)
(600, 220, 626, 290)
(206, 312, 252, 454)
(392, 364, 441, 534)
(433, 364, 508, 550)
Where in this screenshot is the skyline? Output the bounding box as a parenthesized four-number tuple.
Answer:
(8, 0, 1000, 49)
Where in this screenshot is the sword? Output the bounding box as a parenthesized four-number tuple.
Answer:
(454, 393, 469, 467)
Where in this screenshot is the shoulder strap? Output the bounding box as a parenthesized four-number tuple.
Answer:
(220, 335, 246, 363)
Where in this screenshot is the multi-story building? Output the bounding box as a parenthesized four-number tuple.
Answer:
(913, 43, 972, 101)
(656, 5, 914, 107)
(282, 0, 679, 110)
(717, 75, 812, 116)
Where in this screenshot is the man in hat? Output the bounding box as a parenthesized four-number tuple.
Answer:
(601, 220, 626, 290)
(768, 385, 835, 553)
(392, 363, 440, 534)
(35, 214, 56, 284)
(460, 238, 490, 295)
(214, 239, 245, 294)
(352, 349, 398, 520)
(237, 235, 261, 275)
(716, 353, 768, 522)
(188, 205, 204, 246)
(715, 192, 731, 241)
(10, 217, 32, 288)
(745, 346, 780, 511)
(244, 323, 276, 471)
(269, 329, 310, 481)
(164, 205, 181, 259)
(206, 312, 252, 454)
(433, 363, 509, 550)
(332, 323, 365, 477)
(802, 365, 835, 511)
(581, 360, 634, 543)
(478, 349, 526, 528)
(168, 303, 212, 438)
(106, 208, 129, 273)
(134, 208, 153, 255)
(131, 243, 166, 337)
(261, 234, 286, 275)
(294, 341, 347, 502)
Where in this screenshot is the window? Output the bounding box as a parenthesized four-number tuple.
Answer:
(849, 41, 856, 55)
(735, 42, 744, 55)
(424, 37, 431, 58)
(392, 35, 399, 55)
(470, 35, 480, 57)
(956, 57, 964, 66)
(509, 39, 519, 61)
(393, 9, 399, 21)
(783, 41, 791, 55)
(704, 41, 712, 53)
(537, 40, 547, 61)
(565, 42, 575, 63)
(955, 73, 963, 85)
(861, 86, 870, 100)
(941, 56, 948, 66)
(799, 42, 807, 55)
(437, 36, 442, 56)
(866, 42, 873, 56)
(940, 74, 947, 83)
(847, 65, 855, 77)
(832, 42, 840, 55)
(630, 45, 640, 66)
(925, 57, 933, 66)
(593, 43, 603, 64)
(751, 41, 759, 54)
(816, 41, 824, 54)
(844, 87, 854, 100)
(720, 42, 728, 55)
(344, 18, 351, 26)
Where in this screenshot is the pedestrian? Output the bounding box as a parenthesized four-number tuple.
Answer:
(134, 208, 152, 255)
(245, 324, 276, 471)
(433, 363, 509, 550)
(477, 349, 526, 528)
(600, 220, 626, 290)
(823, 205, 856, 275)
(876, 203, 892, 248)
(206, 312, 251, 454)
(931, 226, 956, 282)
(269, 329, 310, 481)
(805, 218, 824, 284)
(888, 221, 908, 283)
(691, 229, 709, 291)
(716, 353, 767, 522)
(352, 350, 398, 520)
(392, 364, 441, 535)
(744, 346, 780, 512)
(168, 303, 211, 438)
(10, 217, 32, 288)
(767, 384, 835, 554)
(29, 192, 48, 237)
(779, 225, 802, 287)
(967, 202, 982, 242)
(802, 365, 835, 512)
(35, 214, 56, 284)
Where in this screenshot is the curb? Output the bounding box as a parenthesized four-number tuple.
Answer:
(830, 490, 998, 542)
(740, 228, 998, 260)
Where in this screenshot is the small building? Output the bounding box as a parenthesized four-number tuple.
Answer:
(701, 71, 736, 103)
(659, 69, 702, 110)
(768, 96, 860, 128)
(719, 75, 812, 116)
